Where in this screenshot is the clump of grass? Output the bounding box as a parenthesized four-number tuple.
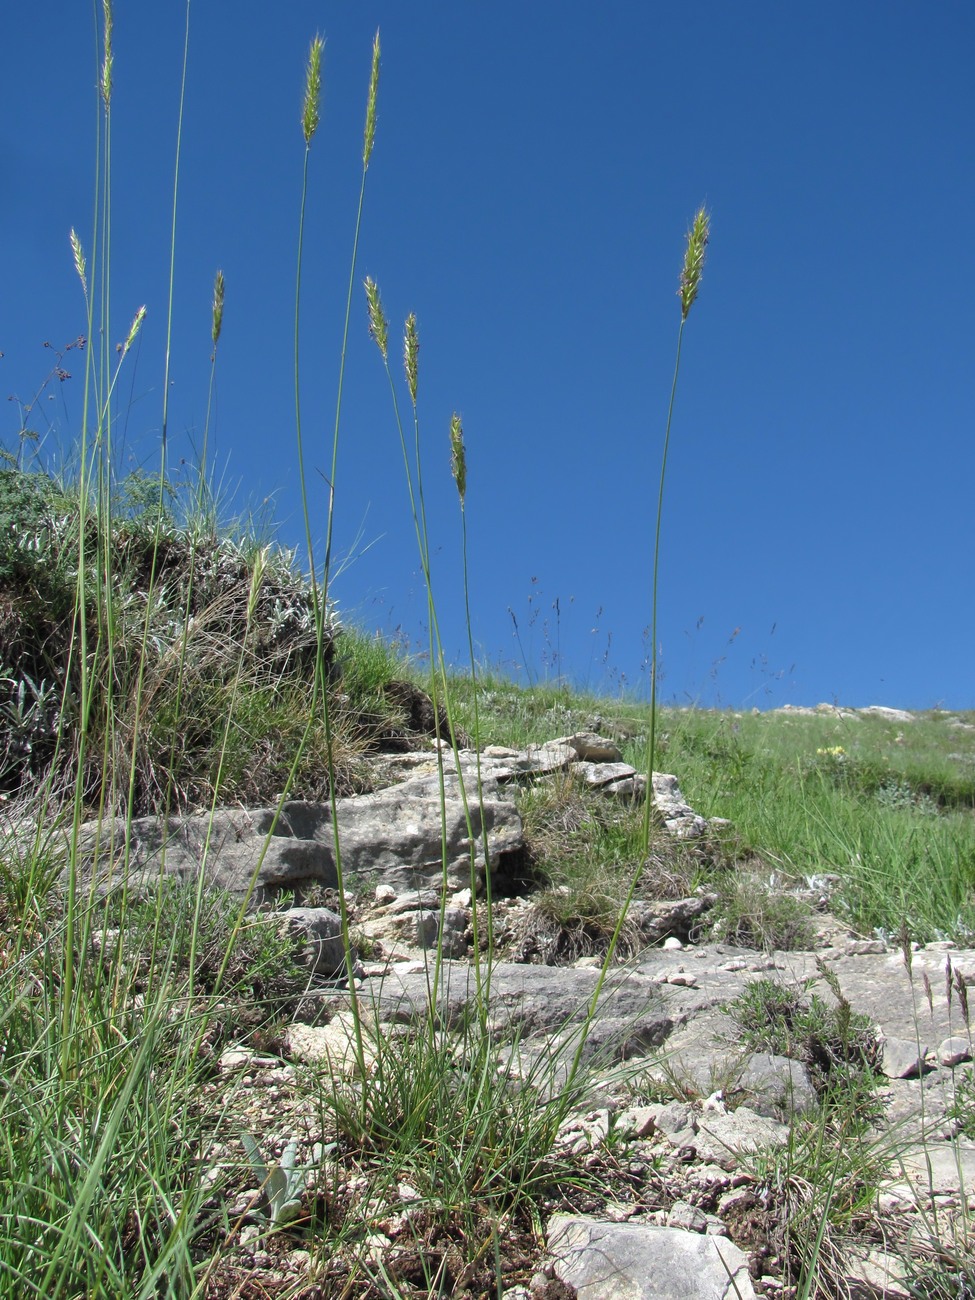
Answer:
(516, 772, 689, 957)
(710, 868, 816, 951)
(747, 1116, 893, 1300)
(733, 966, 893, 1299)
(902, 1252, 975, 1299)
(728, 967, 882, 1104)
(0, 467, 359, 810)
(669, 709, 975, 943)
(314, 1012, 605, 1293)
(97, 880, 307, 1008)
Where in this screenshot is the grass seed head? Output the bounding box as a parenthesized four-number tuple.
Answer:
(404, 314, 419, 405)
(70, 228, 87, 297)
(955, 969, 970, 1027)
(364, 278, 388, 360)
(679, 206, 710, 322)
(120, 306, 147, 358)
(946, 954, 954, 1008)
(899, 920, 913, 976)
(921, 970, 934, 1016)
(302, 36, 324, 146)
(449, 414, 467, 504)
(101, 0, 113, 106)
(211, 270, 225, 350)
(363, 30, 380, 167)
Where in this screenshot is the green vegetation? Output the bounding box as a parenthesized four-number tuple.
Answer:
(728, 968, 882, 1101)
(2, 8, 975, 1297)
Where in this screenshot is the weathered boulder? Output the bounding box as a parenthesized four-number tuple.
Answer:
(546, 1215, 756, 1300)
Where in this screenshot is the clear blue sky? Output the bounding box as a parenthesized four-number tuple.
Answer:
(3, 4, 973, 710)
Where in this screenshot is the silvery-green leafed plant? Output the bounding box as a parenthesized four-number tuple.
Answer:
(240, 1134, 308, 1228)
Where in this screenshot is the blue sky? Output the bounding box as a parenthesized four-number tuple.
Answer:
(3, 3, 973, 710)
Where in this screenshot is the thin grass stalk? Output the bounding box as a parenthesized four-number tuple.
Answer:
(118, 0, 193, 846)
(401, 315, 459, 1020)
(508, 607, 535, 688)
(198, 267, 224, 528)
(366, 290, 482, 1024)
(794, 1138, 843, 1300)
(565, 208, 710, 1103)
(321, 28, 380, 588)
(640, 205, 709, 857)
(122, 0, 190, 839)
(97, 0, 112, 450)
(368, 292, 451, 1026)
(159, 0, 191, 461)
(450, 414, 496, 991)
(638, 328, 683, 854)
(159, 275, 225, 827)
(60, 2, 117, 1062)
(293, 35, 324, 595)
(184, 550, 267, 1001)
(293, 33, 382, 1083)
(313, 34, 383, 1082)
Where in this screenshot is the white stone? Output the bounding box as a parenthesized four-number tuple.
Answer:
(546, 1216, 756, 1299)
(859, 705, 915, 723)
(938, 1036, 973, 1067)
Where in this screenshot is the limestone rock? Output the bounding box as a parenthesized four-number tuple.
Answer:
(937, 1036, 972, 1067)
(522, 741, 577, 774)
(894, 1139, 975, 1197)
(737, 1052, 818, 1118)
(274, 906, 347, 977)
(629, 896, 711, 945)
(546, 1215, 756, 1299)
(69, 770, 523, 902)
(650, 772, 710, 839)
(860, 705, 915, 723)
(882, 1036, 931, 1079)
(362, 960, 673, 1082)
(575, 760, 639, 788)
(559, 732, 625, 763)
(693, 1105, 789, 1171)
(666, 1200, 708, 1232)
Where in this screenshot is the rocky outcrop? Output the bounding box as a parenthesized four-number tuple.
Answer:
(59, 721, 975, 1294)
(64, 732, 722, 902)
(66, 768, 524, 903)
